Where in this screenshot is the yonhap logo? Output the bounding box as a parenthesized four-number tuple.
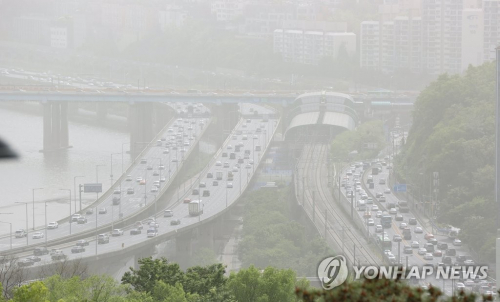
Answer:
(317, 255, 349, 290)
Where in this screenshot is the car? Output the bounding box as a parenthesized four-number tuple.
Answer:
(147, 228, 158, 237)
(399, 222, 407, 229)
(47, 222, 59, 229)
(26, 255, 41, 263)
(33, 247, 49, 256)
(375, 225, 383, 233)
(51, 250, 66, 260)
(424, 253, 433, 260)
(71, 246, 85, 253)
(379, 196, 386, 202)
(371, 205, 378, 211)
(149, 221, 159, 229)
(99, 208, 107, 214)
(199, 182, 206, 188)
(164, 210, 173, 217)
(424, 233, 435, 240)
(363, 211, 372, 218)
(446, 248, 457, 256)
(433, 250, 443, 257)
(192, 189, 199, 195)
(215, 161, 222, 166)
(136, 177, 143, 182)
(418, 248, 427, 255)
(429, 238, 438, 245)
(151, 186, 158, 193)
(437, 243, 449, 251)
(453, 239, 462, 246)
(408, 218, 417, 225)
(76, 239, 89, 247)
(147, 165, 153, 170)
(384, 188, 391, 194)
(152, 171, 159, 176)
(140, 158, 147, 164)
(32, 232, 44, 239)
(113, 189, 121, 195)
(71, 214, 82, 222)
(223, 162, 230, 168)
(375, 192, 383, 198)
(170, 219, 181, 225)
(183, 198, 191, 204)
(414, 226, 423, 233)
(77, 217, 87, 224)
(227, 183, 233, 188)
(464, 259, 475, 266)
(207, 172, 213, 178)
(18, 258, 35, 267)
(112, 229, 124, 236)
(464, 279, 475, 287)
(85, 208, 94, 215)
(139, 180, 146, 185)
(395, 214, 403, 221)
(97, 234, 109, 244)
(163, 149, 170, 154)
(130, 228, 142, 235)
(404, 245, 413, 254)
(367, 218, 375, 226)
(389, 208, 397, 215)
(393, 235, 402, 242)
(375, 211, 383, 218)
(127, 188, 134, 194)
(134, 221, 143, 230)
(456, 282, 466, 290)
(411, 241, 420, 248)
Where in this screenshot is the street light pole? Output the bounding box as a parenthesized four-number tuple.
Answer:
(73, 176, 84, 213)
(110, 153, 120, 185)
(32, 188, 43, 230)
(44, 201, 48, 245)
(121, 142, 130, 175)
(59, 189, 72, 235)
(96, 164, 105, 199)
(15, 202, 28, 246)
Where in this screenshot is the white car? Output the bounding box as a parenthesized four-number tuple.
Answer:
(47, 222, 58, 229)
(411, 241, 420, 248)
(414, 226, 423, 233)
(453, 239, 462, 246)
(371, 205, 379, 211)
(32, 232, 44, 239)
(423, 253, 433, 260)
(375, 225, 383, 233)
(111, 229, 124, 236)
(418, 248, 427, 255)
(367, 218, 375, 226)
(375, 211, 383, 218)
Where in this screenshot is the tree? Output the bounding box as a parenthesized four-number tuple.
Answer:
(10, 281, 48, 302)
(151, 282, 187, 302)
(121, 258, 184, 294)
(183, 263, 226, 297)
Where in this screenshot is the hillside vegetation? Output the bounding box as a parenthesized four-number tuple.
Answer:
(395, 62, 496, 260)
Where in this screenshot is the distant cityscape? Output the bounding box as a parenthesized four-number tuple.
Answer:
(0, 0, 498, 76)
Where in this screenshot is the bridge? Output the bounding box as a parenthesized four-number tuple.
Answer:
(0, 90, 413, 273)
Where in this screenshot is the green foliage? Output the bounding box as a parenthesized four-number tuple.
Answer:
(330, 119, 386, 161)
(121, 258, 184, 294)
(10, 281, 48, 302)
(190, 248, 218, 268)
(295, 278, 479, 302)
(237, 189, 332, 276)
(228, 266, 297, 302)
(396, 62, 497, 261)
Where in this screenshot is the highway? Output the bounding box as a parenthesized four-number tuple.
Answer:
(0, 103, 210, 252)
(6, 103, 278, 270)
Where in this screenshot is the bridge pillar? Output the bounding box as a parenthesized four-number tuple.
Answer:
(41, 102, 71, 152)
(175, 230, 193, 269)
(129, 103, 156, 155)
(133, 244, 157, 270)
(198, 222, 214, 251)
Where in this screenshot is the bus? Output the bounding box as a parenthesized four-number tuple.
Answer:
(381, 215, 392, 228)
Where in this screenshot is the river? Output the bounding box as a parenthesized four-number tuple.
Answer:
(0, 108, 131, 231)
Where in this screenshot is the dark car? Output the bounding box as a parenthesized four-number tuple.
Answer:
(442, 256, 452, 265)
(18, 258, 35, 267)
(446, 248, 457, 256)
(207, 173, 213, 178)
(130, 228, 142, 235)
(76, 239, 89, 247)
(170, 219, 181, 225)
(203, 190, 210, 197)
(456, 255, 468, 263)
(408, 218, 417, 225)
(192, 189, 199, 195)
(71, 246, 85, 254)
(33, 247, 49, 256)
(199, 182, 206, 188)
(393, 235, 402, 242)
(213, 180, 218, 186)
(404, 245, 413, 254)
(395, 214, 403, 221)
(437, 243, 448, 251)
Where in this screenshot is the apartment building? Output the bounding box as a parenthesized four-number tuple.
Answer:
(360, 0, 493, 75)
(211, 0, 246, 22)
(274, 29, 356, 65)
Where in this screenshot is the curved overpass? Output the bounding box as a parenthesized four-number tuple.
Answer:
(284, 91, 358, 140)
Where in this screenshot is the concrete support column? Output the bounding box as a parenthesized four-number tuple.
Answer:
(60, 102, 69, 148)
(43, 103, 53, 151)
(175, 230, 192, 268)
(129, 102, 158, 155)
(42, 102, 71, 152)
(199, 222, 214, 251)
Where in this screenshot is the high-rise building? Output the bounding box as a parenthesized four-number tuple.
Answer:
(484, 0, 500, 61)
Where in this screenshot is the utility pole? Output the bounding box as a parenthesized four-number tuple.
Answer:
(324, 209, 327, 239)
(398, 241, 401, 264)
(312, 191, 315, 222)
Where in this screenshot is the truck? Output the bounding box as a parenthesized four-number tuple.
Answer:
(216, 171, 223, 180)
(402, 227, 412, 240)
(380, 215, 392, 229)
(372, 167, 379, 175)
(188, 200, 203, 216)
(227, 171, 234, 181)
